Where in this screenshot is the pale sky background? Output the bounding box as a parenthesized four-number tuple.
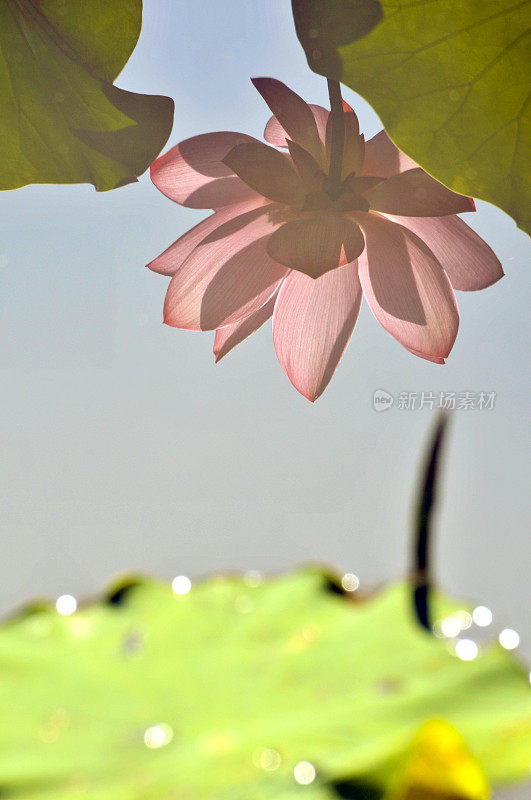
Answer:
(1, 0, 529, 722)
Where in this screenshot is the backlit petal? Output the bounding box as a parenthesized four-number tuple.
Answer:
(357, 213, 459, 359)
(264, 104, 329, 152)
(365, 168, 475, 217)
(223, 141, 306, 205)
(265, 99, 363, 176)
(406, 347, 445, 364)
(213, 291, 279, 361)
(286, 140, 324, 189)
(362, 130, 419, 178)
(265, 100, 354, 150)
(150, 132, 263, 208)
(385, 214, 503, 290)
(252, 78, 323, 162)
(267, 214, 365, 278)
(148, 197, 268, 276)
(273, 264, 362, 401)
(164, 206, 289, 331)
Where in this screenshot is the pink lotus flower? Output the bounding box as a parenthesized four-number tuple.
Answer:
(148, 78, 502, 401)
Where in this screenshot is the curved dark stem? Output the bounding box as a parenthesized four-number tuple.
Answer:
(327, 78, 345, 189)
(412, 412, 449, 632)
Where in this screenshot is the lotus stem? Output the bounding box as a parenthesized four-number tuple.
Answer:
(327, 79, 345, 190)
(412, 412, 449, 632)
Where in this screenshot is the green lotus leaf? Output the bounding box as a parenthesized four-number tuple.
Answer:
(0, 0, 174, 191)
(0, 568, 529, 798)
(293, 0, 530, 235)
(291, 0, 382, 79)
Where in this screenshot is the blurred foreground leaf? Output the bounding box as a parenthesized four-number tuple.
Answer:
(294, 1, 531, 234)
(0, 569, 529, 798)
(0, 0, 174, 191)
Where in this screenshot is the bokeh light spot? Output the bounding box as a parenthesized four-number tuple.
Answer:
(294, 761, 316, 784)
(144, 723, 173, 749)
(455, 639, 478, 661)
(499, 628, 520, 650)
(341, 573, 359, 592)
(472, 606, 493, 627)
(172, 575, 192, 595)
(56, 595, 77, 615)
